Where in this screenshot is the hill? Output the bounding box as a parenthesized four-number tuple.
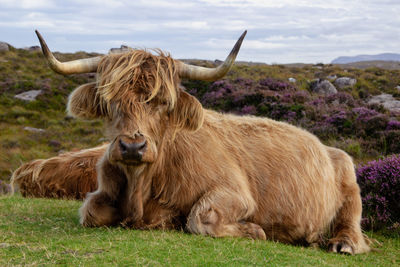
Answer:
(332, 53, 400, 64)
(335, 60, 400, 70)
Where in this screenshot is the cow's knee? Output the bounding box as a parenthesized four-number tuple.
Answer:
(80, 191, 121, 227)
(187, 205, 220, 235)
(186, 190, 264, 240)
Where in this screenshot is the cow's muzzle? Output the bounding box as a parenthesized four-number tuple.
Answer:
(115, 134, 147, 164)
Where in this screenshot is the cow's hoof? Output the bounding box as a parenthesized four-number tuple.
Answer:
(120, 218, 134, 228)
(328, 241, 354, 255)
(240, 222, 266, 240)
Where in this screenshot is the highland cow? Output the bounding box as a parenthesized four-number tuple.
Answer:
(12, 30, 370, 254)
(12, 145, 103, 199)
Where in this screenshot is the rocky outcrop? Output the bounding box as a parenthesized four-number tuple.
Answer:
(310, 79, 337, 95)
(326, 75, 337, 80)
(334, 77, 357, 89)
(14, 90, 42, 101)
(24, 46, 41, 52)
(109, 45, 130, 54)
(0, 42, 9, 52)
(23, 126, 46, 133)
(368, 94, 400, 114)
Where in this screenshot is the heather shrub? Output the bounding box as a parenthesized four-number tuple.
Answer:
(240, 105, 257, 115)
(326, 92, 355, 106)
(357, 154, 400, 230)
(258, 78, 297, 91)
(383, 130, 400, 154)
(291, 90, 311, 103)
(387, 120, 400, 130)
(310, 122, 338, 139)
(181, 74, 400, 158)
(352, 107, 379, 121)
(0, 179, 11, 195)
(332, 138, 363, 158)
(324, 110, 354, 135)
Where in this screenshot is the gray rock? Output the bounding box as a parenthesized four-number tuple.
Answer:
(28, 46, 41, 52)
(14, 90, 42, 101)
(0, 42, 9, 52)
(368, 94, 400, 114)
(24, 126, 45, 133)
(288, 77, 296, 83)
(22, 46, 41, 51)
(310, 79, 337, 95)
(49, 140, 61, 147)
(109, 45, 130, 54)
(326, 75, 337, 80)
(334, 77, 357, 89)
(396, 85, 400, 92)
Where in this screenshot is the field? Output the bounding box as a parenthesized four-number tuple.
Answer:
(1, 196, 399, 266)
(1, 46, 400, 265)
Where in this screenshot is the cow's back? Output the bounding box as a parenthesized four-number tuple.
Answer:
(197, 111, 341, 242)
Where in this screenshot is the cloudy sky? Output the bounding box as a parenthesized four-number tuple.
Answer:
(0, 0, 399, 63)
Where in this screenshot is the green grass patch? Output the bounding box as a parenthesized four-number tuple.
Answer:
(0, 196, 399, 266)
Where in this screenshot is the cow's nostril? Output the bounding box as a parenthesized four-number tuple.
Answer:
(119, 139, 128, 153)
(135, 132, 144, 138)
(138, 140, 147, 152)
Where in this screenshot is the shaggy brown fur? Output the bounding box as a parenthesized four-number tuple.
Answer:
(14, 48, 370, 254)
(11, 145, 104, 199)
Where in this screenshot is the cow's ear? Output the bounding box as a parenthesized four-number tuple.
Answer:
(170, 91, 204, 132)
(67, 82, 103, 119)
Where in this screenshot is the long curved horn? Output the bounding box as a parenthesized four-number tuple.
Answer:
(35, 30, 102, 75)
(177, 30, 247, 81)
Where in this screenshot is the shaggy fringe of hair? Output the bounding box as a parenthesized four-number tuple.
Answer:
(96, 49, 180, 116)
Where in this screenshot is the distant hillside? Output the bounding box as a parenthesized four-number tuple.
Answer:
(332, 53, 400, 64)
(334, 60, 400, 70)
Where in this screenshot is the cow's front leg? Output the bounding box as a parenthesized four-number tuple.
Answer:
(186, 188, 266, 240)
(80, 157, 126, 227)
(120, 173, 147, 228)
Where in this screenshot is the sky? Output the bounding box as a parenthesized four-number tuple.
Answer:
(0, 0, 399, 64)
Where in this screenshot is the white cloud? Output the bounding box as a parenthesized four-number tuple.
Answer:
(0, 0, 55, 9)
(0, 0, 399, 63)
(163, 21, 209, 30)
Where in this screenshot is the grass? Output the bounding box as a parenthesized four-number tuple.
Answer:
(0, 49, 104, 182)
(0, 96, 104, 181)
(0, 195, 399, 266)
